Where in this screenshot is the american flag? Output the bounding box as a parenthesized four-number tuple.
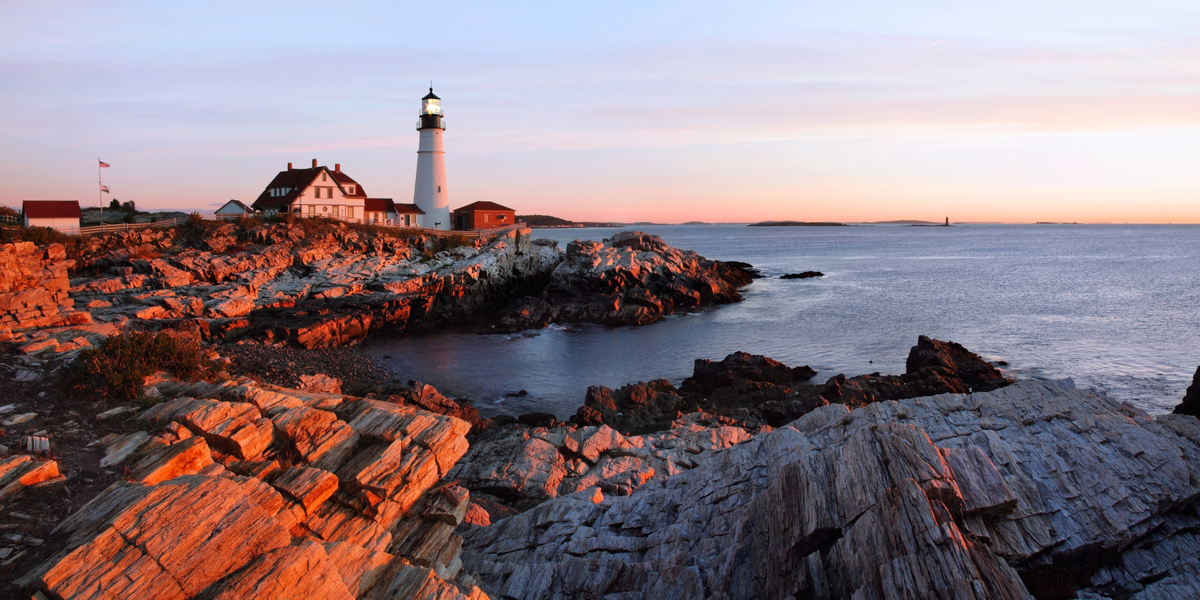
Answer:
(99, 160, 110, 168)
(100, 184, 110, 193)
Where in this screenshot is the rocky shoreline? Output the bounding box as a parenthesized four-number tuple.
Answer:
(3, 225, 1200, 599)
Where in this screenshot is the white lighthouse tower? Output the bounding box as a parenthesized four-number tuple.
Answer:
(413, 88, 450, 230)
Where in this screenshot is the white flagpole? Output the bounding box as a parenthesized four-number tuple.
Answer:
(99, 159, 103, 225)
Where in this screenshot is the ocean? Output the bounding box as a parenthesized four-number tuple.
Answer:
(362, 224, 1200, 418)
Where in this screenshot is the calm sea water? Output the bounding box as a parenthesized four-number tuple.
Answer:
(363, 224, 1200, 418)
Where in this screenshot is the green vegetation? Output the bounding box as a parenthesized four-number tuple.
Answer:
(61, 331, 223, 401)
(518, 214, 577, 227)
(0, 226, 82, 260)
(518, 214, 622, 228)
(748, 221, 848, 227)
(417, 233, 474, 261)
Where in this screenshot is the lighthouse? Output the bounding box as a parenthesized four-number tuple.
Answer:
(413, 88, 450, 230)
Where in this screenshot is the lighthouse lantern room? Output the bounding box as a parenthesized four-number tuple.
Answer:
(413, 88, 450, 229)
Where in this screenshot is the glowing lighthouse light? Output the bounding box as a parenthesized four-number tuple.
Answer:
(422, 95, 441, 116)
(413, 88, 450, 230)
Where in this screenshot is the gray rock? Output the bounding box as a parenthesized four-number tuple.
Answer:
(461, 380, 1200, 599)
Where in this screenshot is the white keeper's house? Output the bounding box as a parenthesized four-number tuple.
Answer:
(250, 160, 423, 226)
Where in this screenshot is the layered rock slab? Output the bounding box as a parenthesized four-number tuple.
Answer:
(20, 377, 487, 600)
(449, 416, 751, 511)
(28, 475, 292, 599)
(461, 380, 1200, 599)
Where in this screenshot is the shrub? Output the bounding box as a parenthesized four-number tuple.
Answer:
(0, 226, 82, 258)
(61, 331, 222, 400)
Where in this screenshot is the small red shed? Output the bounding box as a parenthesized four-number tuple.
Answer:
(451, 201, 516, 231)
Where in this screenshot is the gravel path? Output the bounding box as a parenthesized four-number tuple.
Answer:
(222, 343, 399, 395)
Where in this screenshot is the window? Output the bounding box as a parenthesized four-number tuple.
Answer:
(322, 172, 327, 182)
(348, 207, 354, 219)
(437, 186, 441, 193)
(308, 206, 315, 216)
(484, 214, 489, 222)
(326, 188, 333, 199)
(499, 214, 506, 220)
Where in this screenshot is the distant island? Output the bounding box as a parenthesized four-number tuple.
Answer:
(869, 220, 939, 225)
(519, 214, 623, 228)
(1035, 221, 1082, 225)
(748, 221, 848, 227)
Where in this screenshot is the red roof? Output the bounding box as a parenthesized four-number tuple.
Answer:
(363, 198, 397, 213)
(23, 200, 81, 219)
(251, 167, 323, 209)
(250, 165, 368, 210)
(392, 203, 425, 214)
(452, 201, 514, 213)
(330, 171, 367, 197)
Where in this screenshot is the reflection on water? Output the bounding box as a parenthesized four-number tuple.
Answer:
(362, 224, 1200, 418)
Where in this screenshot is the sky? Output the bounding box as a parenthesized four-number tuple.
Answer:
(2, 0, 1199, 223)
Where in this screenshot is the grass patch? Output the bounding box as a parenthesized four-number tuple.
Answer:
(61, 332, 223, 401)
(0, 226, 78, 246)
(420, 234, 474, 260)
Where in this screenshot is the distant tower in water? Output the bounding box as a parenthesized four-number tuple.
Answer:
(413, 88, 450, 230)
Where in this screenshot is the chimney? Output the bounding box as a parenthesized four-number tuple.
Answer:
(335, 163, 340, 173)
(312, 158, 318, 168)
(287, 162, 293, 171)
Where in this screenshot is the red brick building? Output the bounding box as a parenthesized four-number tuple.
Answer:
(451, 201, 516, 230)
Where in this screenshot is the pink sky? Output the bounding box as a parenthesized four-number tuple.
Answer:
(2, 1, 1198, 223)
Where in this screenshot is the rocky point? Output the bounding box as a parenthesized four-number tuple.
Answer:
(4, 221, 1200, 600)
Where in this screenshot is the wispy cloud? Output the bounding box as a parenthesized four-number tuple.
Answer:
(2, 1, 1199, 222)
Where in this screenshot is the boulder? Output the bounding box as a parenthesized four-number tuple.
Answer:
(1172, 365, 1200, 417)
(559, 455, 655, 496)
(180, 399, 274, 459)
(493, 296, 555, 332)
(299, 373, 343, 394)
(688, 351, 816, 389)
(574, 380, 687, 434)
(98, 431, 152, 468)
(272, 406, 359, 471)
(208, 297, 254, 319)
(453, 414, 753, 512)
(448, 431, 566, 508)
(0, 455, 61, 503)
(574, 338, 1010, 434)
(130, 436, 213, 485)
(272, 466, 339, 516)
(905, 334, 1009, 393)
(390, 383, 484, 432)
